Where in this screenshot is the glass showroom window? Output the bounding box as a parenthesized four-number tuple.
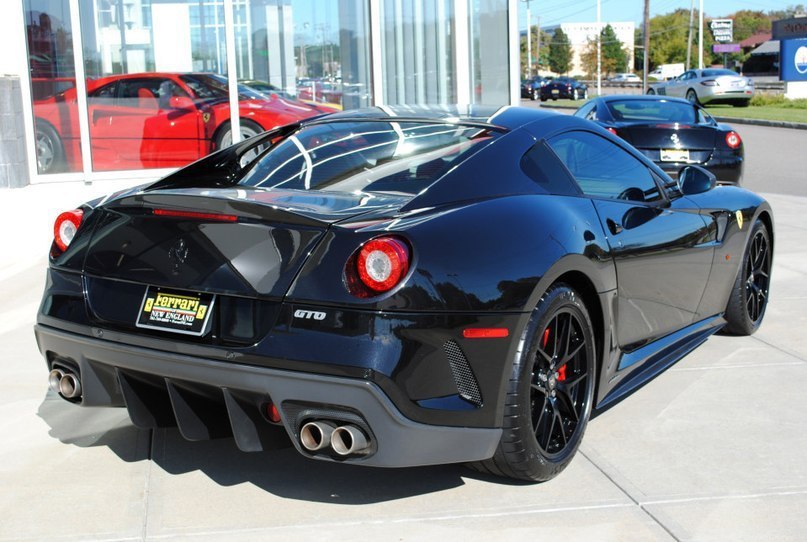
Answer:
(71, 0, 235, 172)
(379, 0, 455, 105)
(234, 0, 373, 112)
(24, 0, 84, 174)
(469, 0, 509, 104)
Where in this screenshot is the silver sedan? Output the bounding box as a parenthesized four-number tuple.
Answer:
(648, 68, 754, 107)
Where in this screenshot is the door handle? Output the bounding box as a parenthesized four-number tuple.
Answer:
(607, 218, 623, 235)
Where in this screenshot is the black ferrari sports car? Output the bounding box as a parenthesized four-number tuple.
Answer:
(574, 95, 744, 184)
(541, 77, 588, 101)
(36, 105, 773, 482)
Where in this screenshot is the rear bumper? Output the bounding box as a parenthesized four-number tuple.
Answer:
(35, 323, 502, 467)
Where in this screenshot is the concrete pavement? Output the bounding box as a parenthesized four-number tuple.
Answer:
(0, 184, 805, 541)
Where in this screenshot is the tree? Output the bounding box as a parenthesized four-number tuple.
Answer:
(548, 28, 572, 75)
(520, 27, 552, 76)
(580, 25, 629, 78)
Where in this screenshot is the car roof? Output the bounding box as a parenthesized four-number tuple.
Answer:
(596, 94, 693, 106)
(322, 105, 560, 132)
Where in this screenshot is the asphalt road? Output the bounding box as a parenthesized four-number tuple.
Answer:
(734, 123, 806, 197)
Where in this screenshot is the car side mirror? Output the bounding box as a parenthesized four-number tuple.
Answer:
(678, 165, 716, 195)
(169, 96, 195, 110)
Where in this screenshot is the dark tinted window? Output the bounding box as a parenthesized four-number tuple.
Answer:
(606, 99, 696, 123)
(548, 131, 662, 202)
(520, 141, 580, 196)
(238, 120, 498, 195)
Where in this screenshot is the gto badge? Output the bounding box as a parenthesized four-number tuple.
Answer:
(736, 210, 744, 230)
(294, 309, 327, 321)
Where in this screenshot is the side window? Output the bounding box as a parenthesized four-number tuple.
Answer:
(520, 141, 580, 197)
(90, 82, 117, 99)
(548, 131, 662, 203)
(574, 101, 596, 120)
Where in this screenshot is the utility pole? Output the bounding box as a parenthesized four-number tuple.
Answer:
(642, 0, 649, 93)
(597, 0, 601, 97)
(535, 15, 541, 76)
(698, 0, 704, 69)
(524, 0, 532, 78)
(686, 0, 694, 70)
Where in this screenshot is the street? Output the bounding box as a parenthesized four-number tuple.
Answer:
(1, 122, 806, 541)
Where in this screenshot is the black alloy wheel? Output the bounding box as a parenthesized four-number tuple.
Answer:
(530, 307, 591, 456)
(468, 284, 595, 482)
(723, 218, 772, 335)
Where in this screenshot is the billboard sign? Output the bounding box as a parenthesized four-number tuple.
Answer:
(710, 19, 734, 43)
(772, 17, 807, 40)
(780, 38, 807, 81)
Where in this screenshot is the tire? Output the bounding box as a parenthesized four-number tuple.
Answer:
(647, 88, 656, 95)
(540, 95, 547, 102)
(572, 89, 579, 100)
(734, 100, 750, 108)
(581, 89, 588, 100)
(468, 284, 596, 482)
(722, 219, 771, 336)
(213, 119, 264, 150)
(530, 89, 538, 101)
(35, 120, 65, 174)
(686, 89, 699, 105)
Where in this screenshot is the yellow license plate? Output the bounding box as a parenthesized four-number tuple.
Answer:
(660, 148, 689, 162)
(136, 287, 215, 336)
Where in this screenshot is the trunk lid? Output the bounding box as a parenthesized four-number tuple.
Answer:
(617, 123, 717, 165)
(82, 187, 409, 299)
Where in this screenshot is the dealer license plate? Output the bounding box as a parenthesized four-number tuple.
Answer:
(660, 148, 689, 162)
(551, 89, 559, 94)
(136, 287, 215, 336)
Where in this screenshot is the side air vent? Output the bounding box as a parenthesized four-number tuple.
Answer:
(443, 340, 483, 406)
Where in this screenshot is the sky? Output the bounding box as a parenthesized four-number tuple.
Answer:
(518, 0, 795, 28)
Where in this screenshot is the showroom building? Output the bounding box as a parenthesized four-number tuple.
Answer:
(0, 0, 518, 187)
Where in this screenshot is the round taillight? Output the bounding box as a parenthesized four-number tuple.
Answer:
(347, 236, 410, 297)
(53, 209, 84, 252)
(725, 131, 741, 149)
(606, 127, 618, 136)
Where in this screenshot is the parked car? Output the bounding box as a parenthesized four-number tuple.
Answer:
(575, 95, 744, 184)
(36, 106, 772, 483)
(33, 73, 331, 173)
(609, 73, 641, 83)
(648, 68, 754, 107)
(541, 77, 588, 101)
(521, 76, 552, 100)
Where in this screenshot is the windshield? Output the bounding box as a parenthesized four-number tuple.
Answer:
(238, 120, 497, 195)
(179, 74, 266, 101)
(606, 100, 697, 123)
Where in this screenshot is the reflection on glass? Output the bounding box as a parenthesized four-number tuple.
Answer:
(77, 0, 337, 172)
(25, 0, 83, 174)
(236, 0, 373, 111)
(469, 0, 509, 104)
(379, 0, 455, 105)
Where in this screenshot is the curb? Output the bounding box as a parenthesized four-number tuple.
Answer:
(537, 104, 807, 131)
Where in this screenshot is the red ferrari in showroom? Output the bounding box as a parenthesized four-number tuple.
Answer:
(33, 73, 336, 173)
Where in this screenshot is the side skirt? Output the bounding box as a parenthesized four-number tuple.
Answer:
(596, 315, 725, 411)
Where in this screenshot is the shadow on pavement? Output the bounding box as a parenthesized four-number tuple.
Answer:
(37, 393, 524, 503)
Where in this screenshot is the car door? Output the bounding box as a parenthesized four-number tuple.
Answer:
(665, 71, 693, 98)
(547, 130, 714, 349)
(90, 77, 202, 169)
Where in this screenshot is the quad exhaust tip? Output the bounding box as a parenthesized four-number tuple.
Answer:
(50, 368, 82, 399)
(300, 421, 372, 456)
(300, 421, 337, 452)
(330, 425, 370, 456)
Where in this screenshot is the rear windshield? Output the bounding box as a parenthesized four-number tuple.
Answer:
(606, 100, 697, 123)
(701, 69, 738, 77)
(238, 120, 497, 195)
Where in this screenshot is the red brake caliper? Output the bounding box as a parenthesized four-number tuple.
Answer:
(543, 326, 567, 382)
